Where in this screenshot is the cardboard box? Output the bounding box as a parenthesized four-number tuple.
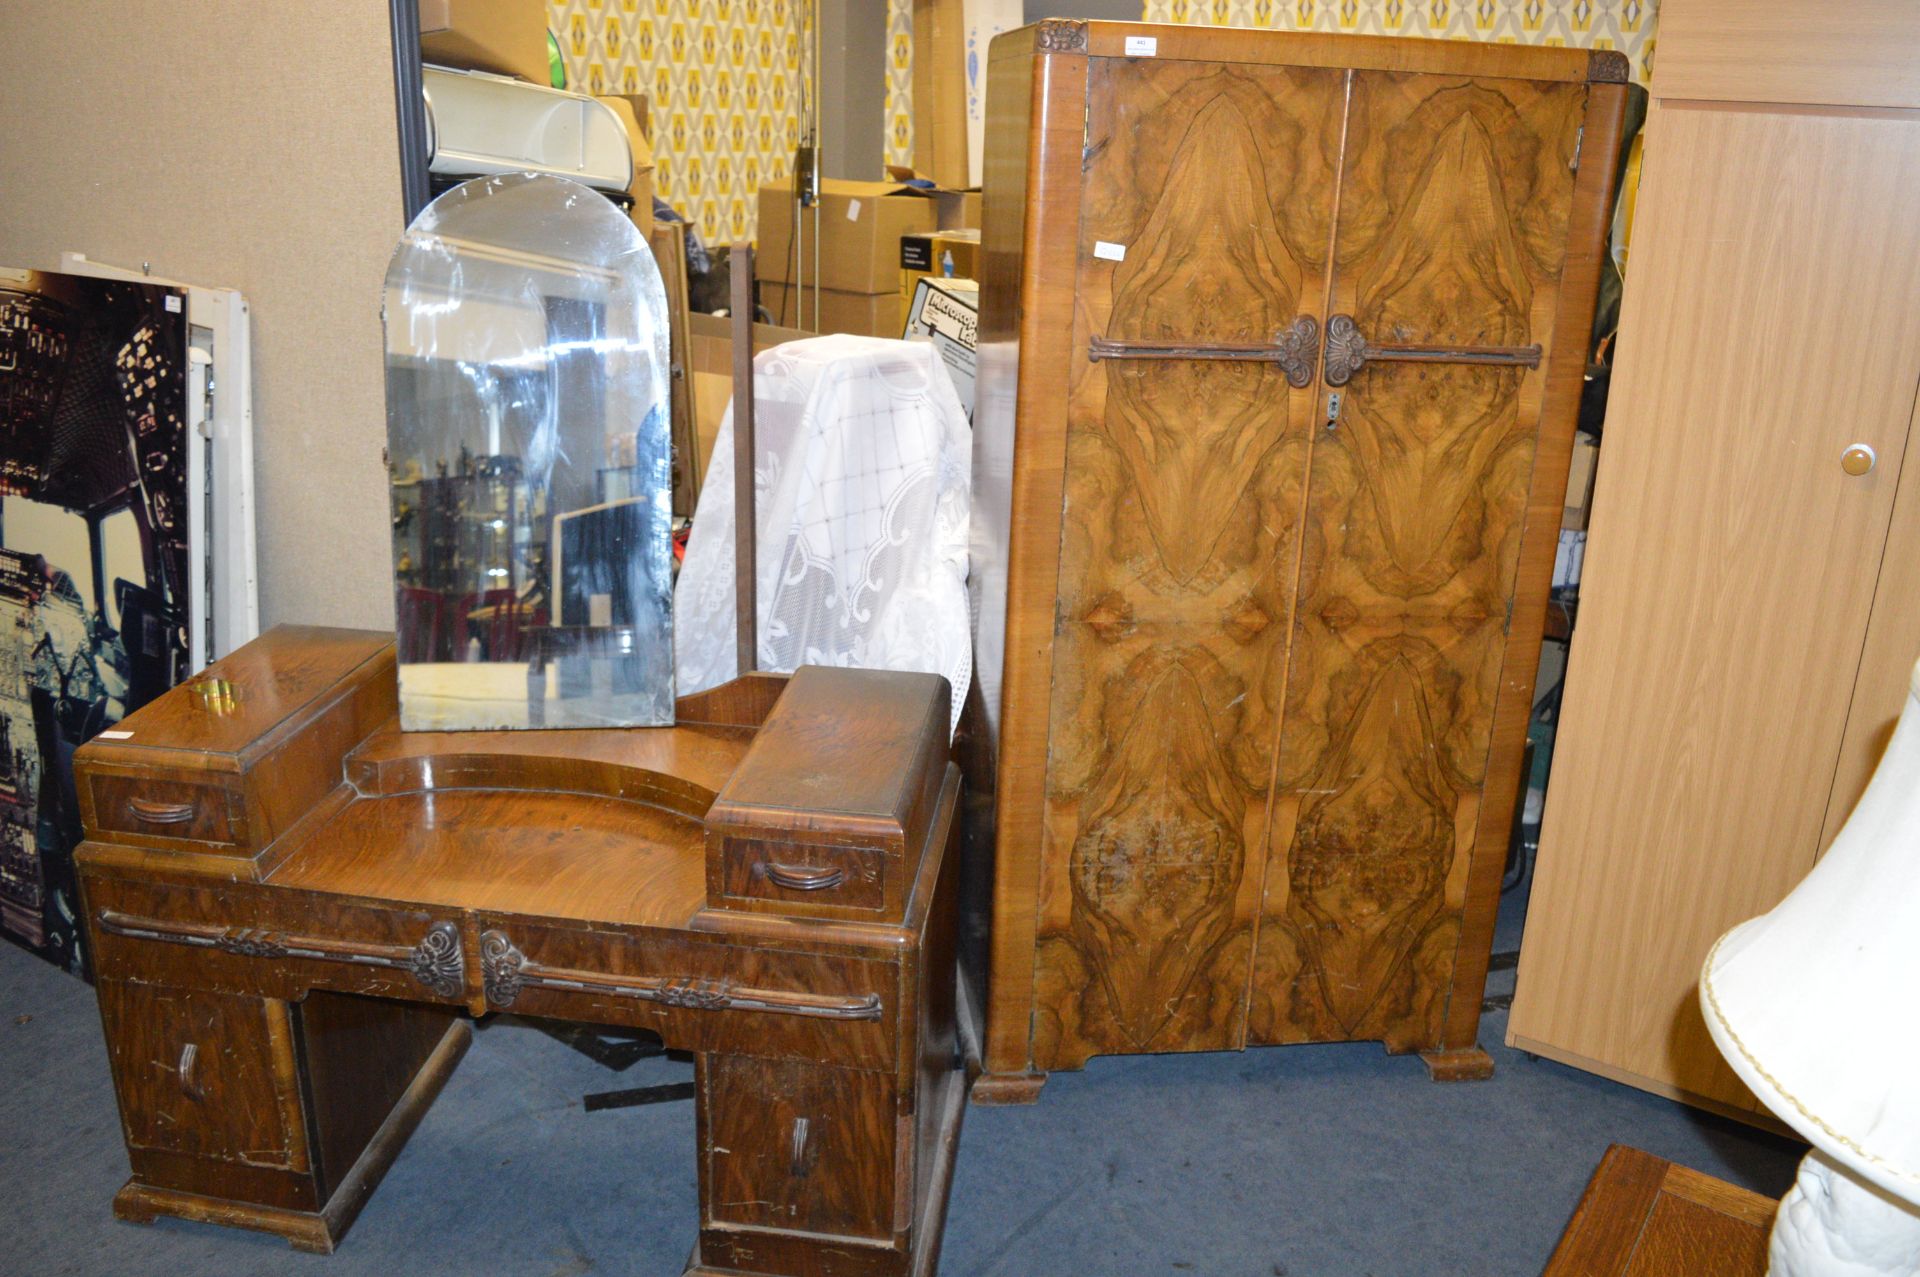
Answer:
(882, 164, 978, 229)
(904, 278, 979, 418)
(686, 314, 811, 490)
(1563, 430, 1599, 530)
(912, 0, 970, 189)
(419, 0, 549, 86)
(757, 179, 937, 293)
(937, 189, 981, 230)
(595, 94, 655, 241)
(762, 282, 905, 339)
(899, 228, 980, 302)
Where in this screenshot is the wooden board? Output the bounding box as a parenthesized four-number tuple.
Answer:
(1510, 99, 1920, 1115)
(650, 221, 698, 516)
(1251, 69, 1586, 1053)
(975, 27, 1081, 1089)
(1029, 56, 1340, 1068)
(1543, 1145, 1774, 1277)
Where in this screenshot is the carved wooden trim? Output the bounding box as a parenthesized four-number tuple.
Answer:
(95, 910, 466, 999)
(1035, 19, 1088, 53)
(1089, 315, 1322, 388)
(1587, 49, 1630, 83)
(476, 928, 883, 1020)
(1321, 312, 1544, 386)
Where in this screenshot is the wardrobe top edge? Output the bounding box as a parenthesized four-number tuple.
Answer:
(997, 20, 1625, 86)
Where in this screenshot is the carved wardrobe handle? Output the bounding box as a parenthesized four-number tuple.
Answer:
(1322, 313, 1544, 387)
(128, 797, 197, 825)
(1087, 315, 1322, 389)
(762, 862, 846, 892)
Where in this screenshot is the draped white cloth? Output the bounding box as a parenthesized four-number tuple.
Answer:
(674, 335, 972, 736)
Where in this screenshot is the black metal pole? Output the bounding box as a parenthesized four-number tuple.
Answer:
(388, 0, 432, 224)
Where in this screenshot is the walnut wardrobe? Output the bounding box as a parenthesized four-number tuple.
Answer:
(963, 20, 1626, 1101)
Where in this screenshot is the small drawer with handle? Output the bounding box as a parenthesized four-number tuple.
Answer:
(87, 773, 245, 848)
(716, 837, 888, 914)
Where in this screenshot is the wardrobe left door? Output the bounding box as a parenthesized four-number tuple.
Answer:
(1029, 54, 1341, 1071)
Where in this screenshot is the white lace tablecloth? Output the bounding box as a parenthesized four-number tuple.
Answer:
(674, 334, 972, 736)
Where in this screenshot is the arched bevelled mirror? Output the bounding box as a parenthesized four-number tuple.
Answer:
(383, 173, 674, 730)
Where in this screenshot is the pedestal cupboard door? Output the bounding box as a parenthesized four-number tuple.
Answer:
(98, 980, 307, 1169)
(1249, 70, 1586, 1050)
(1030, 56, 1340, 1069)
(700, 1054, 896, 1241)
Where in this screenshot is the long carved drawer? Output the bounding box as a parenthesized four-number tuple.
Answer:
(473, 915, 901, 1071)
(84, 872, 470, 1007)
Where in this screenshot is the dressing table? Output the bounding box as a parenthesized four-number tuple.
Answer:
(76, 625, 964, 1277)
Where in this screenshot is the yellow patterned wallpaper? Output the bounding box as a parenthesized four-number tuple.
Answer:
(546, 1, 1651, 245)
(1141, 0, 1657, 85)
(548, 0, 807, 242)
(887, 0, 915, 168)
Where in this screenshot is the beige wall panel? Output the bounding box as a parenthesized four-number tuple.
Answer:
(1510, 99, 1920, 1115)
(0, 2, 402, 632)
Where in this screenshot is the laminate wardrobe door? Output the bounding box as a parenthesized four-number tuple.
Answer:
(1511, 101, 1920, 1115)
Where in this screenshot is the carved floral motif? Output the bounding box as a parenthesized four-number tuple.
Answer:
(408, 922, 466, 998)
(1322, 313, 1370, 386)
(1273, 315, 1321, 389)
(1036, 19, 1087, 52)
(215, 928, 290, 959)
(480, 930, 526, 1007)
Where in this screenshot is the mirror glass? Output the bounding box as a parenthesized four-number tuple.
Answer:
(384, 173, 674, 730)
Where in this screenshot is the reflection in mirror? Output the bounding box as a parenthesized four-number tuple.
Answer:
(383, 173, 674, 730)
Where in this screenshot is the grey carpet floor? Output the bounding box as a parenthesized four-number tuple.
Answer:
(0, 894, 1802, 1277)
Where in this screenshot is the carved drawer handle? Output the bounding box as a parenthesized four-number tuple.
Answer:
(1322, 312, 1544, 387)
(478, 929, 882, 1021)
(761, 862, 846, 892)
(128, 797, 197, 825)
(177, 1043, 202, 1101)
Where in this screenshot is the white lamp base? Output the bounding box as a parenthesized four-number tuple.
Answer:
(1770, 1149, 1920, 1276)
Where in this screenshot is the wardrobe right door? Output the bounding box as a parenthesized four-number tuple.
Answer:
(1250, 68, 1588, 1052)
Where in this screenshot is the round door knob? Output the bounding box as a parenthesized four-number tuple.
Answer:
(1842, 443, 1878, 477)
